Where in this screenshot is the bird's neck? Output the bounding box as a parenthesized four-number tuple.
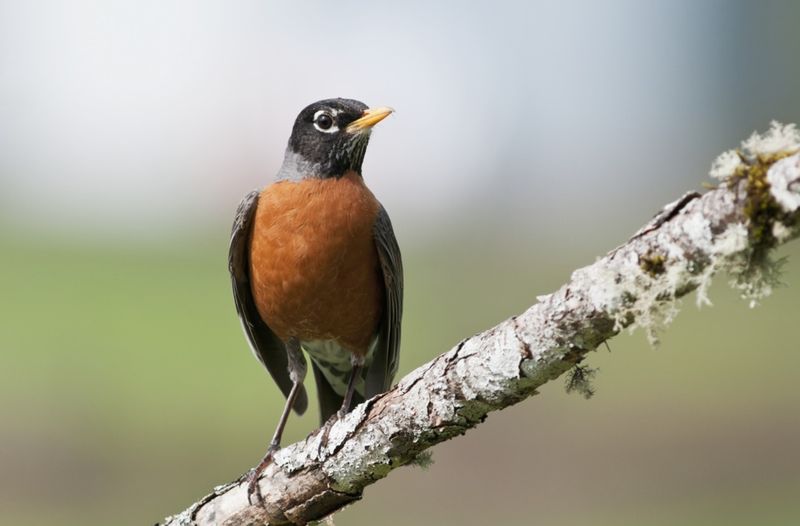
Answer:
(276, 138, 369, 182)
(275, 149, 325, 182)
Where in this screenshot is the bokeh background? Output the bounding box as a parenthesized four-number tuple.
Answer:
(2, 1, 800, 525)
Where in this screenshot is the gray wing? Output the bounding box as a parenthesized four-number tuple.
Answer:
(228, 190, 308, 414)
(365, 205, 404, 397)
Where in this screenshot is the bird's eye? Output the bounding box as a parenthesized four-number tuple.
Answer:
(316, 114, 332, 129)
(313, 111, 336, 133)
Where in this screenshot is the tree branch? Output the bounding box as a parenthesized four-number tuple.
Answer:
(162, 123, 800, 526)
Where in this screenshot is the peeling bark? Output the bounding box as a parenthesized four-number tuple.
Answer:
(161, 137, 800, 525)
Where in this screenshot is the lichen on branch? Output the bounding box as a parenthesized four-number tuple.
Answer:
(710, 121, 800, 306)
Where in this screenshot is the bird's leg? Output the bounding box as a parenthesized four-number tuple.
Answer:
(317, 354, 364, 456)
(247, 338, 306, 506)
(338, 354, 365, 418)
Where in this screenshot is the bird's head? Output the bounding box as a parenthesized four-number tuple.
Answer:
(278, 98, 393, 180)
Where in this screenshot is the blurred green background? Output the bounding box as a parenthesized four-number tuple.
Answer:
(2, 1, 800, 525)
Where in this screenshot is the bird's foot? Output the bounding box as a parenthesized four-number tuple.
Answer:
(316, 418, 334, 458)
(315, 405, 355, 458)
(316, 412, 345, 458)
(246, 444, 279, 507)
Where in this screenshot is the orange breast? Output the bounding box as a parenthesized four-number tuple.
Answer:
(249, 171, 383, 355)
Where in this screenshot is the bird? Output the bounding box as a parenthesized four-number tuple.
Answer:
(228, 98, 403, 502)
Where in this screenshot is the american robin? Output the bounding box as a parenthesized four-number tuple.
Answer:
(228, 98, 403, 502)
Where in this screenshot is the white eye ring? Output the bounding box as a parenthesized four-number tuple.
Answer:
(313, 110, 339, 133)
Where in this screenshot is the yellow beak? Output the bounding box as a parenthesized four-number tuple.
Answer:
(346, 106, 394, 133)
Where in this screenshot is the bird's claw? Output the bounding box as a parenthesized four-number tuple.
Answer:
(316, 414, 341, 458)
(245, 469, 265, 507)
(246, 445, 279, 507)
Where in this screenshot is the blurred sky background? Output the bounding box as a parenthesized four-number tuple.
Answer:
(2, 1, 800, 525)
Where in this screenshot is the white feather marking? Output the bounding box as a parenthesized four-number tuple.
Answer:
(312, 109, 340, 134)
(302, 338, 377, 396)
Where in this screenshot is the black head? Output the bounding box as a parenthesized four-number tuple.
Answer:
(279, 98, 393, 180)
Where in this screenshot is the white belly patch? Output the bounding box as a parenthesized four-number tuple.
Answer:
(302, 339, 376, 396)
